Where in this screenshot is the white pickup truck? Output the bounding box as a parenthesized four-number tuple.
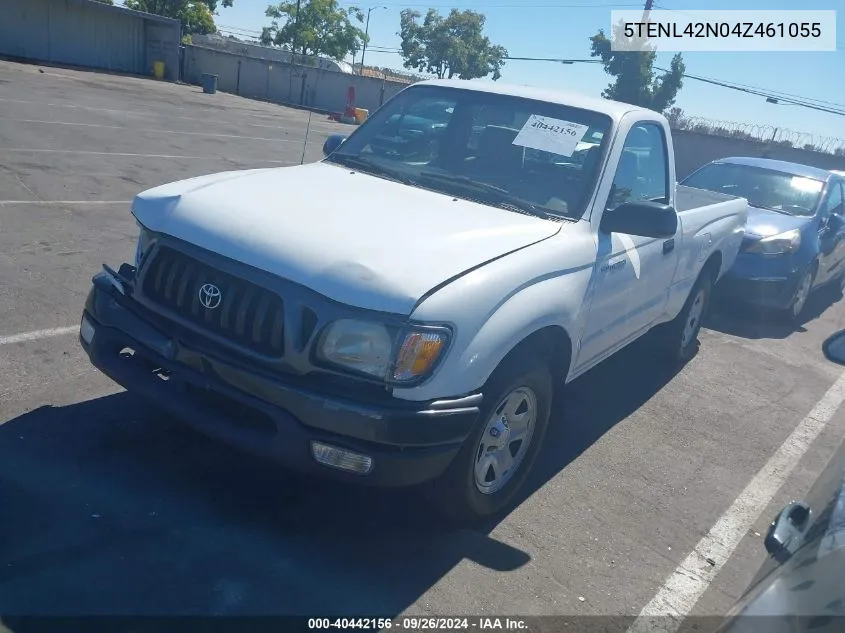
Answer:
(79, 79, 747, 523)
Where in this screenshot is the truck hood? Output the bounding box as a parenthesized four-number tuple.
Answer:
(745, 205, 812, 238)
(131, 162, 562, 315)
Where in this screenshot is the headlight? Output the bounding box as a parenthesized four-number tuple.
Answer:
(743, 228, 801, 255)
(317, 320, 451, 383)
(134, 222, 154, 269)
(317, 319, 394, 379)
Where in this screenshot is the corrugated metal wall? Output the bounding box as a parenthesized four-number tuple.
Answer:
(0, 0, 179, 79)
(50, 0, 146, 74)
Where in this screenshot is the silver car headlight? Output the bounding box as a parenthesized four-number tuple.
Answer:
(317, 319, 451, 383)
(134, 222, 154, 269)
(743, 228, 801, 255)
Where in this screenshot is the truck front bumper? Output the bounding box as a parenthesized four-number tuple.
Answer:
(79, 277, 480, 487)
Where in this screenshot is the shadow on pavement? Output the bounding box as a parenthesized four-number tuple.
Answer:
(0, 334, 681, 619)
(705, 282, 843, 341)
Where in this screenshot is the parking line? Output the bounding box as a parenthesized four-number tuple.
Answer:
(0, 117, 300, 143)
(0, 97, 340, 132)
(0, 149, 293, 163)
(627, 369, 845, 633)
(0, 326, 78, 346)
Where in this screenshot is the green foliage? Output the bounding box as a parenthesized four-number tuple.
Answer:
(124, 0, 231, 34)
(261, 0, 366, 61)
(590, 22, 685, 112)
(398, 8, 507, 81)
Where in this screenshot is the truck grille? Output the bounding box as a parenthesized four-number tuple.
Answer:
(141, 246, 287, 357)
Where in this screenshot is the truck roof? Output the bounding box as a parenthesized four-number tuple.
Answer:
(714, 156, 835, 181)
(415, 79, 657, 121)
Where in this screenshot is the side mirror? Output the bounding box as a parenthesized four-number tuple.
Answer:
(823, 330, 845, 365)
(323, 134, 347, 157)
(600, 200, 678, 239)
(764, 501, 812, 562)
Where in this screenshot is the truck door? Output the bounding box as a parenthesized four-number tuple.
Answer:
(576, 122, 679, 369)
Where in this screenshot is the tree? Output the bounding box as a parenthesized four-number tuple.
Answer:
(261, 0, 366, 61)
(398, 8, 507, 81)
(123, 0, 231, 35)
(664, 106, 687, 128)
(590, 21, 685, 112)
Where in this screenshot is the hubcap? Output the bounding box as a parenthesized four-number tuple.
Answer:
(793, 272, 812, 317)
(681, 289, 707, 348)
(474, 386, 537, 495)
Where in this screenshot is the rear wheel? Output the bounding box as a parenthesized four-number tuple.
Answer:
(423, 350, 553, 525)
(658, 271, 713, 364)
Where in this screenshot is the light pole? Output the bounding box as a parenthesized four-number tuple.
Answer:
(359, 5, 387, 75)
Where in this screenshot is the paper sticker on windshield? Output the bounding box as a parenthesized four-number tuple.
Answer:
(512, 115, 590, 157)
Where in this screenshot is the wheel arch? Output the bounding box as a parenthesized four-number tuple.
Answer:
(702, 250, 723, 283)
(487, 325, 573, 389)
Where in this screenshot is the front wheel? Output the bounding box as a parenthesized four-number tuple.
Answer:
(658, 272, 713, 364)
(786, 267, 815, 321)
(423, 351, 553, 525)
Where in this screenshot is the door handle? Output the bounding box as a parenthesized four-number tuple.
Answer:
(663, 239, 675, 254)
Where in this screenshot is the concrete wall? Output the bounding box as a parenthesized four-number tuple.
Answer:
(673, 130, 845, 179)
(184, 45, 407, 114)
(0, 0, 180, 81)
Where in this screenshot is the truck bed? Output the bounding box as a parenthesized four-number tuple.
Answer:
(676, 184, 741, 213)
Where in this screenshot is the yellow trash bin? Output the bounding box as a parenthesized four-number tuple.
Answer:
(152, 61, 165, 80)
(354, 108, 369, 124)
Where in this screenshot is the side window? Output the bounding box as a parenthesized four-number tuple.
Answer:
(826, 182, 845, 217)
(607, 123, 669, 210)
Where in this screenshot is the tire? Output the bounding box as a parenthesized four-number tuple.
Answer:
(658, 270, 713, 364)
(785, 266, 815, 322)
(423, 349, 554, 526)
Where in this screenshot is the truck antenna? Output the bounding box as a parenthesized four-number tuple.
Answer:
(300, 110, 313, 165)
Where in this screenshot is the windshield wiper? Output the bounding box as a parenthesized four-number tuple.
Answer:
(327, 154, 416, 185)
(417, 172, 551, 220)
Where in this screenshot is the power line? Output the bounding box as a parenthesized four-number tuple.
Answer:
(672, 73, 845, 111)
(218, 24, 262, 34)
(655, 67, 845, 116)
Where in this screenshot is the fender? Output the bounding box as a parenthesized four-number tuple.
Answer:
(661, 203, 745, 321)
(392, 226, 596, 403)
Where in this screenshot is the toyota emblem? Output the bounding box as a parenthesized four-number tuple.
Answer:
(198, 283, 222, 310)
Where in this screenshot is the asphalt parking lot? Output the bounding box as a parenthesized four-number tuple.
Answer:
(2, 60, 845, 629)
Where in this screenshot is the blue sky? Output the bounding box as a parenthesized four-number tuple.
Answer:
(211, 0, 844, 138)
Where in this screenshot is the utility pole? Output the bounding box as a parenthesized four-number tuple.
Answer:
(291, 0, 302, 61)
(359, 6, 387, 75)
(641, 0, 654, 24)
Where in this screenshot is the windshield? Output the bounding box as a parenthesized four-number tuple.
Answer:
(325, 85, 612, 220)
(682, 162, 824, 216)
